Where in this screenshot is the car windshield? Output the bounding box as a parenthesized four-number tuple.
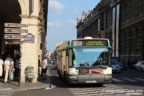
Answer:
(111, 60, 121, 65)
(140, 61, 144, 65)
(111, 60, 117, 65)
(138, 61, 144, 65)
(72, 47, 109, 68)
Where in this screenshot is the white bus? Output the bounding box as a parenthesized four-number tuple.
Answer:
(56, 37, 112, 84)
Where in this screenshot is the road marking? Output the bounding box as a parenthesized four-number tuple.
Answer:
(112, 78, 123, 82)
(69, 87, 137, 96)
(74, 95, 89, 96)
(82, 89, 96, 92)
(135, 78, 144, 81)
(122, 78, 137, 82)
(85, 91, 99, 94)
(73, 92, 87, 95)
(0, 95, 12, 96)
(0, 91, 14, 96)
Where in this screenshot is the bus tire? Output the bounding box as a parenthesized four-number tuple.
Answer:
(97, 83, 103, 87)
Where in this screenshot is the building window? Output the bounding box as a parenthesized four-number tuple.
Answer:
(29, 0, 34, 15)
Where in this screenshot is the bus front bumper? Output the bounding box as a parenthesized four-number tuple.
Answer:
(68, 74, 112, 84)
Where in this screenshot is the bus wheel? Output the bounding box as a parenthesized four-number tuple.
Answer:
(96, 83, 103, 87)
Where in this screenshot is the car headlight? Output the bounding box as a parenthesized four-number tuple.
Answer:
(69, 68, 79, 75)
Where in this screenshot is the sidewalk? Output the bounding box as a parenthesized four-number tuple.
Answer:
(0, 76, 50, 92)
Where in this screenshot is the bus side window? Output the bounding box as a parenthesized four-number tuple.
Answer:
(69, 49, 73, 67)
(72, 50, 75, 60)
(66, 48, 69, 56)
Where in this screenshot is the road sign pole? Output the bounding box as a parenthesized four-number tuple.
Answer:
(19, 33, 22, 86)
(18, 61, 21, 86)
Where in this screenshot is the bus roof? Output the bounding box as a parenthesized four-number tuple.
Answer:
(69, 38, 110, 42)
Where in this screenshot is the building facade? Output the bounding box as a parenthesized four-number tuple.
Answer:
(76, 0, 144, 68)
(0, 0, 48, 83)
(119, 0, 144, 68)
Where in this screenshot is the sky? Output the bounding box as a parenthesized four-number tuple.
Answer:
(46, 0, 101, 51)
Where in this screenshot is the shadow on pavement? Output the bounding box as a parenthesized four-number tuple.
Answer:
(112, 70, 144, 87)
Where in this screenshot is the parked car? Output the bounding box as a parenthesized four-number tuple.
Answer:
(134, 61, 144, 71)
(118, 61, 125, 70)
(111, 59, 121, 73)
(112, 59, 125, 69)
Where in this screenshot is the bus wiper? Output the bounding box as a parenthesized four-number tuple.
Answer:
(91, 64, 107, 69)
(79, 61, 93, 68)
(80, 63, 89, 67)
(80, 64, 86, 67)
(98, 65, 107, 69)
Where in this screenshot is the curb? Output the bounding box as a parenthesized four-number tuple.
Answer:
(0, 84, 50, 92)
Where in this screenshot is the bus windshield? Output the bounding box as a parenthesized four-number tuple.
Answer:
(72, 47, 109, 68)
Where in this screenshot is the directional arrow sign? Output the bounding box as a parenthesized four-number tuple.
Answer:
(5, 23, 28, 27)
(5, 40, 23, 45)
(4, 28, 28, 33)
(4, 34, 28, 39)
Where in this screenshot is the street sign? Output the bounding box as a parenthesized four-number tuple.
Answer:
(4, 34, 28, 39)
(4, 28, 28, 33)
(5, 40, 23, 45)
(4, 23, 28, 27)
(24, 33, 34, 43)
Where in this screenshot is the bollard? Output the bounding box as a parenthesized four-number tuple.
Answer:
(25, 66, 35, 83)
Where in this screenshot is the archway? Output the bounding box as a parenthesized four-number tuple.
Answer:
(0, 0, 22, 81)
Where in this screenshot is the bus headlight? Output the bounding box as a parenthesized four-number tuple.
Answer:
(69, 68, 79, 75)
(103, 67, 112, 74)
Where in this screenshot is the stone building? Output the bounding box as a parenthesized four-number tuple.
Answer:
(119, 0, 144, 68)
(0, 0, 48, 83)
(76, 0, 144, 68)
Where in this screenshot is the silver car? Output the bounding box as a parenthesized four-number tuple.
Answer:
(134, 61, 144, 71)
(111, 60, 121, 73)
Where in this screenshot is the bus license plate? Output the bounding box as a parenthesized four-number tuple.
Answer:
(86, 80, 97, 83)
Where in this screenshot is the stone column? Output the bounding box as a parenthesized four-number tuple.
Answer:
(20, 16, 39, 83)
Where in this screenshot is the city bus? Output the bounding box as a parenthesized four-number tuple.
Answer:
(56, 37, 112, 84)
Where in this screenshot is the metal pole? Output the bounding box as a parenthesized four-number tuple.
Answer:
(18, 64, 21, 86)
(18, 45, 21, 86)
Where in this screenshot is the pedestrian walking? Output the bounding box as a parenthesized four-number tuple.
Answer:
(0, 55, 3, 78)
(38, 55, 41, 77)
(4, 55, 14, 83)
(42, 57, 48, 79)
(15, 56, 20, 81)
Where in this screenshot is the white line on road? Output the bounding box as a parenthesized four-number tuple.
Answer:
(0, 93, 13, 96)
(135, 78, 144, 81)
(73, 92, 87, 95)
(0, 95, 12, 96)
(122, 78, 137, 82)
(74, 95, 89, 96)
(112, 78, 123, 82)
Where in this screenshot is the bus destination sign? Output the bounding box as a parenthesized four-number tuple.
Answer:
(72, 40, 107, 47)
